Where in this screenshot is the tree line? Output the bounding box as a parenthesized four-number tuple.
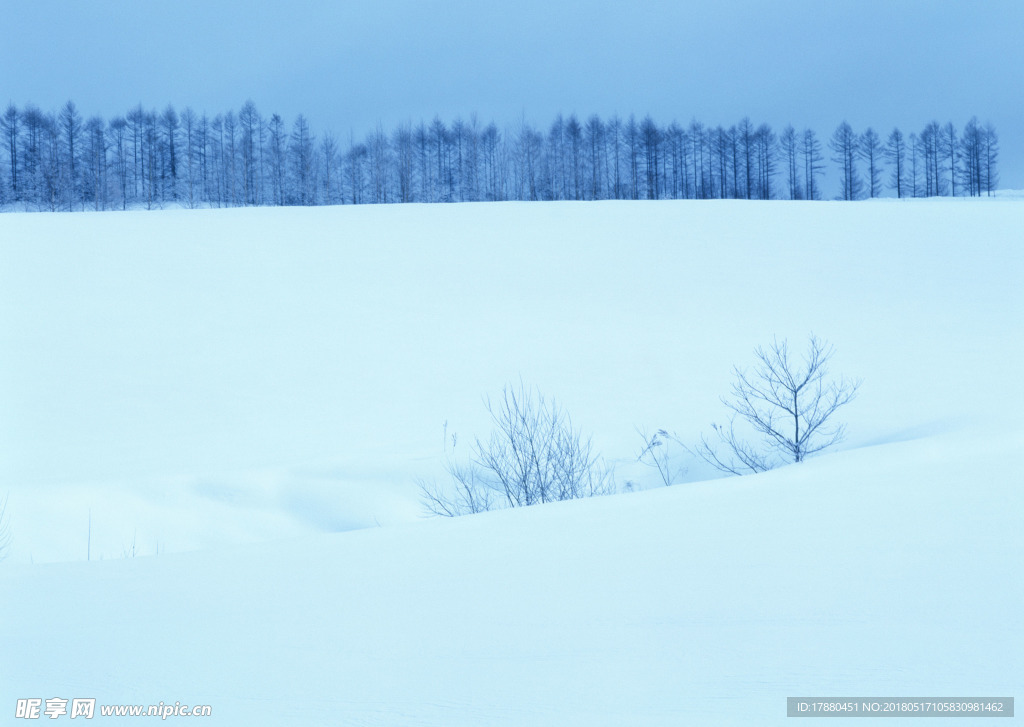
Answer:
(0, 100, 1000, 211)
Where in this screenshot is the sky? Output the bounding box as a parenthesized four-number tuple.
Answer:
(2, 0, 1022, 189)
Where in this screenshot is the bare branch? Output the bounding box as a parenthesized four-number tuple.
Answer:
(636, 427, 687, 486)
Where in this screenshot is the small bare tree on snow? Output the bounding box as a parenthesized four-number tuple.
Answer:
(695, 335, 860, 475)
(420, 383, 613, 517)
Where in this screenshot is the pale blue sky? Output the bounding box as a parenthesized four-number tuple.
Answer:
(4, 0, 1022, 188)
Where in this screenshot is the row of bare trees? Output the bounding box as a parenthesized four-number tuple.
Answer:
(829, 120, 998, 200)
(0, 100, 1000, 211)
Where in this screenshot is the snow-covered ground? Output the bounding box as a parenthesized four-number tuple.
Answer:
(1, 199, 1021, 724)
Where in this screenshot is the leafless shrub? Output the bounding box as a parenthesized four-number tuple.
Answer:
(419, 460, 495, 517)
(421, 383, 614, 516)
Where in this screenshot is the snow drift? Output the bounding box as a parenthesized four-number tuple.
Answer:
(1, 199, 1021, 723)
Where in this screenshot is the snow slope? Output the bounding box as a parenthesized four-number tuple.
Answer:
(1, 429, 1020, 725)
(1, 199, 1022, 723)
(1, 199, 1021, 562)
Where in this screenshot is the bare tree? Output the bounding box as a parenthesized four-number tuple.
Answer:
(885, 128, 906, 198)
(982, 122, 999, 196)
(367, 123, 391, 203)
(60, 100, 82, 210)
(181, 108, 198, 208)
(624, 115, 640, 200)
(238, 100, 260, 205)
(920, 121, 943, 196)
(78, 116, 106, 210)
(267, 113, 286, 205)
(960, 117, 983, 197)
(2, 104, 20, 202)
(941, 121, 958, 197)
(319, 133, 338, 204)
(908, 132, 921, 197)
(780, 125, 800, 199)
(694, 336, 860, 475)
(161, 105, 180, 202)
(754, 123, 777, 200)
(392, 122, 415, 202)
(344, 138, 367, 204)
(859, 127, 883, 198)
(421, 383, 613, 517)
(289, 114, 316, 205)
(829, 122, 861, 200)
(801, 128, 824, 200)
